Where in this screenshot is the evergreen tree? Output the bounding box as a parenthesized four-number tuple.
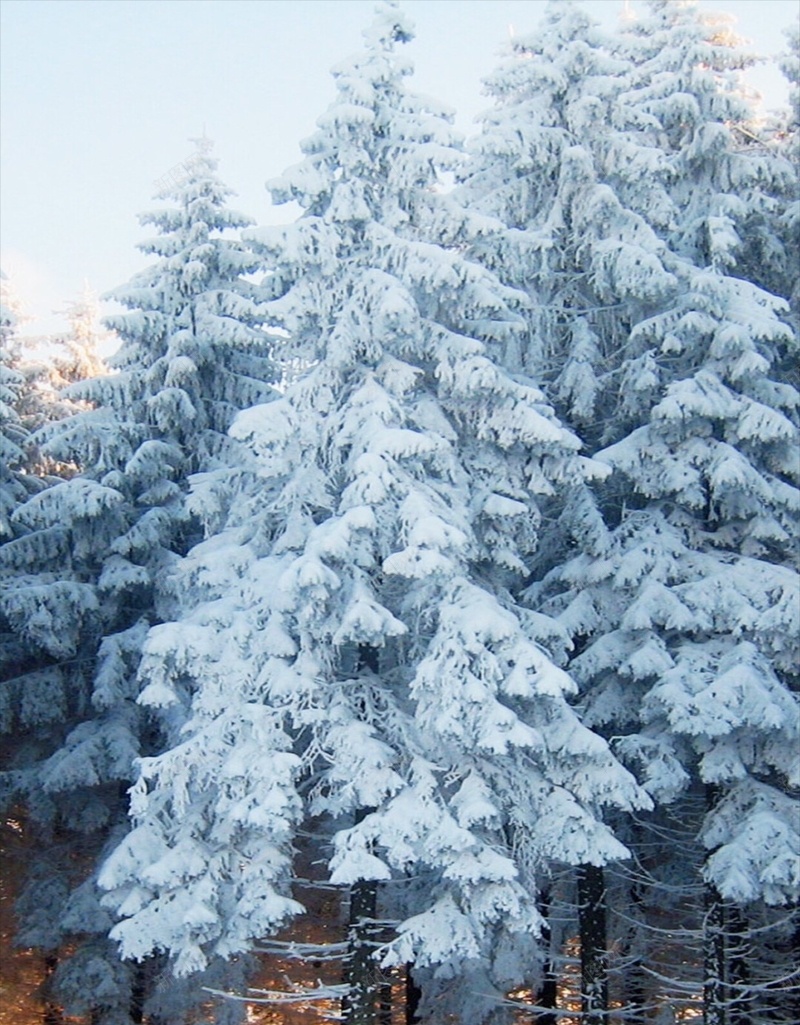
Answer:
(98, 7, 648, 1024)
(14, 286, 112, 479)
(459, 5, 677, 1018)
(777, 24, 800, 321)
(0, 140, 278, 1025)
(56, 286, 111, 383)
(620, 0, 796, 318)
(464, 2, 799, 1020)
(0, 271, 38, 541)
(519, 4, 800, 1021)
(460, 0, 677, 411)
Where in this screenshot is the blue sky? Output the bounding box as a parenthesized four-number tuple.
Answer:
(1, 0, 796, 335)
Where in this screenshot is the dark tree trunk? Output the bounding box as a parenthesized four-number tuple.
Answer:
(623, 961, 648, 1025)
(727, 906, 750, 1025)
(578, 863, 608, 1025)
(704, 883, 727, 1025)
(378, 974, 392, 1025)
(536, 888, 558, 1025)
(343, 876, 379, 1025)
(537, 975, 558, 1025)
(130, 959, 148, 1024)
(622, 881, 647, 1025)
(42, 954, 64, 1025)
(341, 646, 385, 1024)
(405, 964, 422, 1024)
(704, 785, 727, 1025)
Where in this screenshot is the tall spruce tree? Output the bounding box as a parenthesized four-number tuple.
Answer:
(517, 3, 800, 1021)
(459, 5, 678, 1019)
(463, 2, 800, 1020)
(0, 140, 278, 1025)
(98, 6, 649, 1024)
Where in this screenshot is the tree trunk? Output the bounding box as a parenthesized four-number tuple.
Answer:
(704, 784, 727, 1025)
(622, 881, 647, 1025)
(578, 864, 607, 1025)
(727, 906, 750, 1025)
(536, 888, 558, 1025)
(378, 975, 392, 1025)
(623, 961, 647, 1025)
(42, 954, 64, 1025)
(704, 883, 727, 1025)
(130, 959, 148, 1024)
(537, 974, 558, 1025)
(405, 965, 422, 1024)
(343, 876, 379, 1025)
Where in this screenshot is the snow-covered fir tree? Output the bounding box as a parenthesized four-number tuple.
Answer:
(776, 23, 800, 320)
(0, 271, 38, 541)
(0, 140, 278, 1025)
(459, 1, 800, 1019)
(2, 2, 795, 1021)
(13, 285, 112, 479)
(57, 285, 112, 381)
(619, 0, 796, 322)
(97, 7, 649, 1023)
(458, 5, 682, 1017)
(507, 3, 800, 1021)
(39, 286, 111, 423)
(459, 0, 678, 421)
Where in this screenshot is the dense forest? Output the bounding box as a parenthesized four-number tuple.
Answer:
(1, 1, 798, 1023)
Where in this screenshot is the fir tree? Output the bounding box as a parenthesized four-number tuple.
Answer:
(521, 4, 800, 1021)
(459, 5, 678, 1017)
(14, 286, 112, 479)
(0, 271, 38, 541)
(464, 2, 800, 1019)
(0, 140, 278, 1025)
(98, 7, 648, 1024)
(777, 24, 800, 321)
(620, 0, 796, 318)
(459, 0, 677, 421)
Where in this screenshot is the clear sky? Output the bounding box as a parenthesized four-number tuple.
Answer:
(1, 0, 796, 336)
